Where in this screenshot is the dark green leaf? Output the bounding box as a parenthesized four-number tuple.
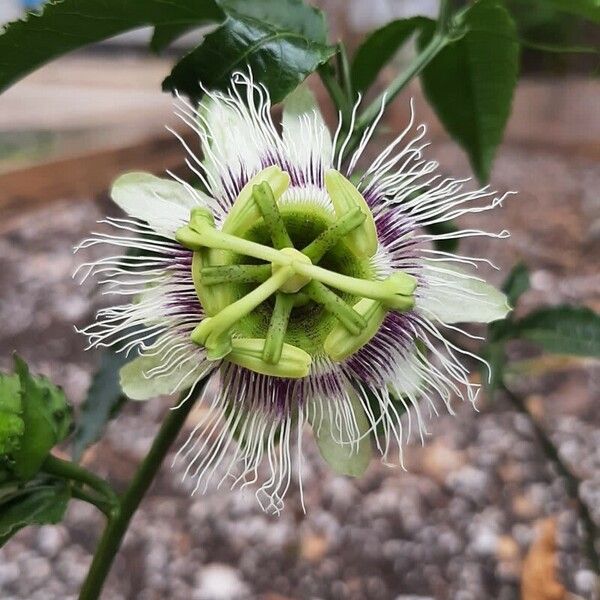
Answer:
(351, 17, 432, 93)
(502, 262, 530, 308)
(0, 480, 70, 547)
(12, 355, 73, 481)
(419, 0, 519, 182)
(544, 0, 600, 23)
(71, 351, 128, 461)
(0, 0, 225, 94)
(152, 0, 328, 52)
(510, 305, 600, 357)
(163, 15, 335, 104)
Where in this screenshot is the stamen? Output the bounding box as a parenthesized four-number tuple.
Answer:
(292, 263, 416, 310)
(324, 169, 378, 258)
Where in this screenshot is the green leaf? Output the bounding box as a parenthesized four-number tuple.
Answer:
(152, 0, 328, 52)
(163, 15, 335, 104)
(481, 341, 507, 395)
(12, 356, 73, 481)
(510, 305, 600, 357)
(0, 374, 23, 455)
(0, 480, 70, 548)
(311, 391, 372, 477)
(351, 17, 431, 93)
(0, 0, 225, 94)
(419, 1, 519, 182)
(544, 0, 600, 23)
(71, 351, 128, 462)
(502, 262, 530, 308)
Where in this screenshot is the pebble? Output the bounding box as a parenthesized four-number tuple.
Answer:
(193, 564, 250, 600)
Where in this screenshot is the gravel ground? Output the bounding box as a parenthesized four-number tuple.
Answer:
(0, 114, 599, 600)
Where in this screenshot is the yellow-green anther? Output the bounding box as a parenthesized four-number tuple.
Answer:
(262, 293, 294, 364)
(272, 247, 312, 293)
(304, 281, 366, 335)
(324, 298, 387, 362)
(292, 262, 416, 310)
(325, 169, 378, 258)
(191, 265, 293, 348)
(200, 264, 272, 286)
(301, 207, 366, 264)
(221, 166, 290, 236)
(228, 338, 311, 379)
(253, 182, 293, 250)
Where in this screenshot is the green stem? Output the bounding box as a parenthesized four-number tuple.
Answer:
(42, 454, 118, 506)
(318, 63, 350, 118)
(336, 42, 354, 104)
(78, 380, 207, 600)
(339, 0, 453, 161)
(71, 487, 113, 518)
(503, 386, 600, 578)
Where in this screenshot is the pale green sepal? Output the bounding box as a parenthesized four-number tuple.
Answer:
(324, 169, 378, 258)
(112, 172, 206, 237)
(282, 84, 333, 167)
(221, 166, 290, 236)
(119, 351, 205, 401)
(227, 339, 311, 379)
(417, 260, 511, 324)
(310, 388, 372, 477)
(0, 374, 23, 455)
(324, 298, 387, 362)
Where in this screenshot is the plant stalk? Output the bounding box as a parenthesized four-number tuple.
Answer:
(338, 0, 453, 162)
(42, 454, 118, 506)
(78, 379, 207, 600)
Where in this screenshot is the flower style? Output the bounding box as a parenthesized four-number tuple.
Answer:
(76, 72, 510, 513)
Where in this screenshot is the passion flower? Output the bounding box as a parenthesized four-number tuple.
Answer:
(77, 72, 510, 513)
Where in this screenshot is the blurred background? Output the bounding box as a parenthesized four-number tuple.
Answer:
(0, 1, 599, 599)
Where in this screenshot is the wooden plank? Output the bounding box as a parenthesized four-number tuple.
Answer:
(0, 132, 192, 222)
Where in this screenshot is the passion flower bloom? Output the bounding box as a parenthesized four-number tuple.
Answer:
(77, 72, 510, 513)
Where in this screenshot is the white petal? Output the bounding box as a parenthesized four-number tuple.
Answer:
(111, 172, 204, 238)
(120, 349, 206, 401)
(282, 84, 333, 169)
(198, 94, 269, 184)
(417, 260, 510, 324)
